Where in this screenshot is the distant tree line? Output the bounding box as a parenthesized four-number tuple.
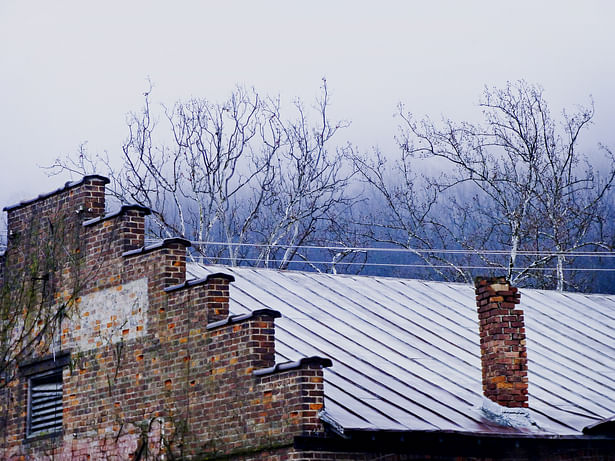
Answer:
(49, 80, 615, 293)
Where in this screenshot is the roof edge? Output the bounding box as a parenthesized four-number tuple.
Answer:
(294, 430, 615, 457)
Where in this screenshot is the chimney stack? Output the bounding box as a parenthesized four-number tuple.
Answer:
(475, 277, 528, 408)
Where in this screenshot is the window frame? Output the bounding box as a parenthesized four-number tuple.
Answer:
(19, 351, 70, 440)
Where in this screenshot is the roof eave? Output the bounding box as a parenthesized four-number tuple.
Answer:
(295, 429, 615, 458)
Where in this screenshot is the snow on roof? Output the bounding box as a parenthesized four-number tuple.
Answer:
(188, 263, 615, 436)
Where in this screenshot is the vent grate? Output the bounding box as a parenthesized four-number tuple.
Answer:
(29, 371, 62, 436)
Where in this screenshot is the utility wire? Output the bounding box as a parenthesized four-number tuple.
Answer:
(179, 240, 615, 258)
(191, 255, 615, 272)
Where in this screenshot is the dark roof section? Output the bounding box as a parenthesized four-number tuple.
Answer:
(206, 308, 281, 330)
(3, 175, 110, 212)
(82, 204, 151, 227)
(584, 415, 615, 435)
(254, 356, 333, 376)
(188, 263, 615, 437)
(295, 432, 615, 459)
(122, 238, 191, 257)
(164, 272, 235, 293)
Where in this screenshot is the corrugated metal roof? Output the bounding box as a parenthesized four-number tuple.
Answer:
(187, 264, 615, 436)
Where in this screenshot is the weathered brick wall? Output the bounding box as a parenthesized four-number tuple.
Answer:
(3, 175, 108, 285)
(0, 176, 111, 458)
(197, 312, 327, 456)
(0, 177, 331, 460)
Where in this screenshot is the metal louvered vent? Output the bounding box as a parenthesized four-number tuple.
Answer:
(28, 371, 63, 437)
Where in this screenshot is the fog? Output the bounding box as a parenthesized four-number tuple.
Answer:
(1, 1, 614, 208)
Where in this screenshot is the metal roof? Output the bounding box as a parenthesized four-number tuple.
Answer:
(187, 264, 615, 436)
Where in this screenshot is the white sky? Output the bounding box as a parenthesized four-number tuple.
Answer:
(1, 1, 614, 209)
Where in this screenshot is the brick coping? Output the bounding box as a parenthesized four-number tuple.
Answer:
(82, 204, 151, 227)
(3, 175, 109, 212)
(253, 356, 333, 376)
(206, 308, 281, 330)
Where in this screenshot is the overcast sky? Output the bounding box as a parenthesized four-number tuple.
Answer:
(1, 1, 614, 210)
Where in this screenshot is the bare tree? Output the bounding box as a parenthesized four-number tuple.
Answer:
(49, 81, 613, 289)
(365, 80, 615, 290)
(351, 148, 468, 280)
(251, 83, 356, 268)
(49, 81, 356, 270)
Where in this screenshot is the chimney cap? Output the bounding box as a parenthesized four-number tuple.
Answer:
(475, 276, 510, 292)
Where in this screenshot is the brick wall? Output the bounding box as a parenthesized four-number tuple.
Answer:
(0, 177, 332, 460)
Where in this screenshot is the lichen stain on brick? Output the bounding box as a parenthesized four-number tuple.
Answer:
(63, 278, 149, 352)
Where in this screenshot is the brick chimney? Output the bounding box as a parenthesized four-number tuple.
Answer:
(475, 277, 528, 408)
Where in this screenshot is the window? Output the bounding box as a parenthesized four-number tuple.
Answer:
(28, 370, 63, 437)
(19, 351, 69, 439)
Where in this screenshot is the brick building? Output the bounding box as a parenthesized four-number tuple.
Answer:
(0, 176, 614, 460)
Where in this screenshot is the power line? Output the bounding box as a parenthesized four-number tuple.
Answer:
(182, 240, 615, 258)
(191, 256, 615, 273)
